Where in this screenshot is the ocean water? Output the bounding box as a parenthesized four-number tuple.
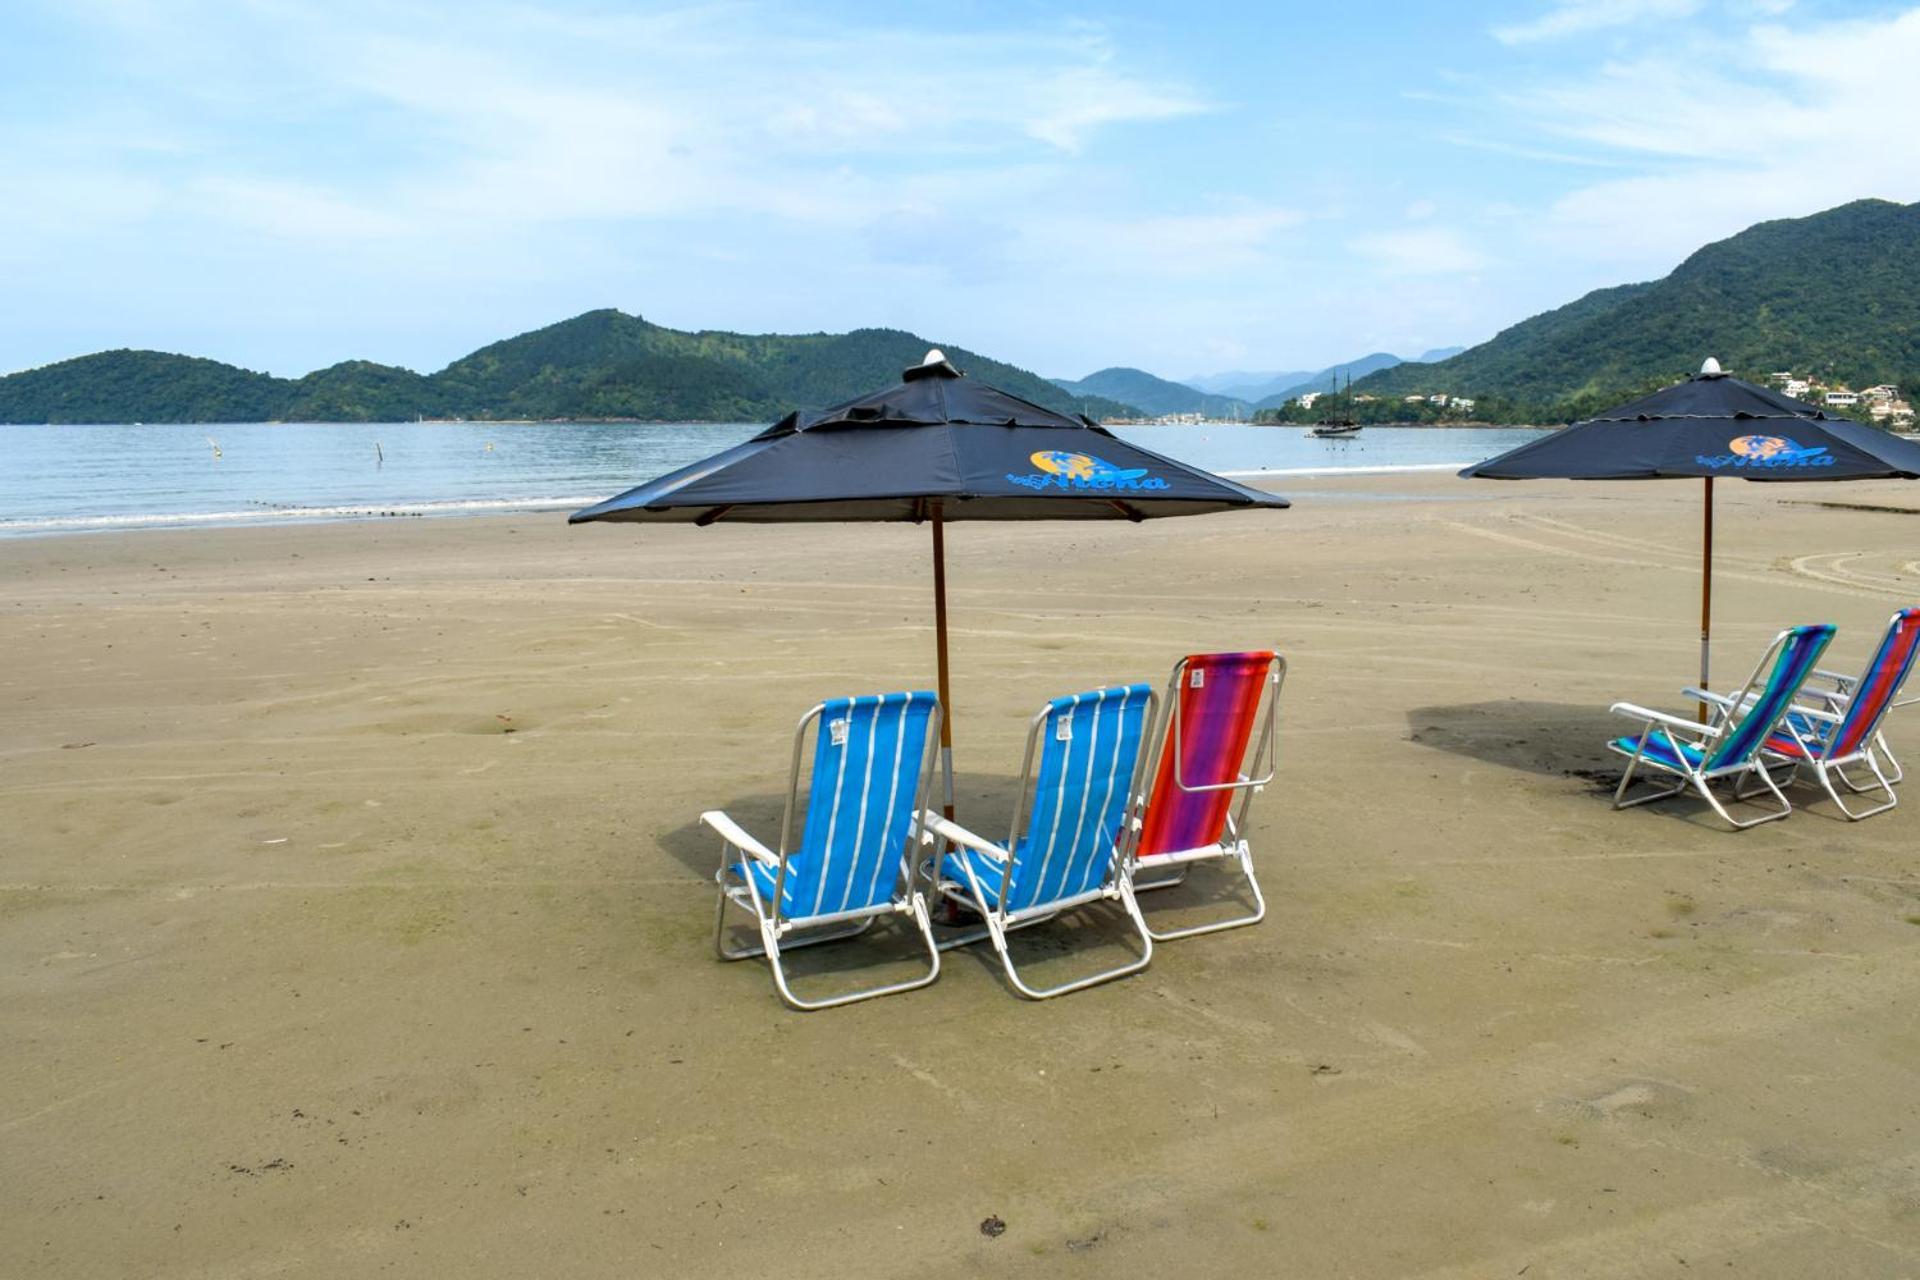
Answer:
(0, 421, 1548, 536)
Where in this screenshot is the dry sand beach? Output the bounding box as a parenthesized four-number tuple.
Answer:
(5, 472, 1920, 1277)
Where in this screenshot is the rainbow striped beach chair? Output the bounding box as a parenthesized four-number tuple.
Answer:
(1126, 651, 1285, 940)
(1735, 606, 1920, 820)
(707, 690, 943, 1011)
(920, 684, 1157, 1000)
(1608, 624, 1835, 829)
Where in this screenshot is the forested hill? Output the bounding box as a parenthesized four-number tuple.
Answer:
(1049, 367, 1250, 418)
(0, 310, 1142, 424)
(1355, 199, 1920, 411)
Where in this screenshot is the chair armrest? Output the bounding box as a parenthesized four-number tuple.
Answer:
(1807, 667, 1858, 693)
(1610, 702, 1718, 738)
(1680, 687, 1738, 710)
(1787, 703, 1843, 725)
(918, 811, 1009, 861)
(699, 810, 779, 866)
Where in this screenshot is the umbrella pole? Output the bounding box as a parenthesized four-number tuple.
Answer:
(1699, 476, 1714, 721)
(931, 502, 955, 820)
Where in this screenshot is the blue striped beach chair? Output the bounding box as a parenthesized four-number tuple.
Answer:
(707, 690, 943, 1011)
(1607, 624, 1835, 829)
(920, 683, 1157, 999)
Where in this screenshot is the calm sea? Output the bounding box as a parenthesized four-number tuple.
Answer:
(0, 421, 1548, 537)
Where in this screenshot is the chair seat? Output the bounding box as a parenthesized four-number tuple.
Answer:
(1609, 734, 1704, 770)
(1764, 710, 1837, 761)
(941, 849, 1009, 910)
(733, 858, 783, 905)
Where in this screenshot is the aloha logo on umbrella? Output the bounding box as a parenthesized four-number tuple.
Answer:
(1008, 450, 1171, 492)
(1697, 434, 1834, 470)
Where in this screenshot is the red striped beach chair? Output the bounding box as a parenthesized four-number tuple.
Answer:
(1734, 607, 1920, 819)
(1124, 651, 1285, 941)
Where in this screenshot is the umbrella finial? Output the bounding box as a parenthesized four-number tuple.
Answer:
(1699, 357, 1725, 378)
(903, 348, 963, 382)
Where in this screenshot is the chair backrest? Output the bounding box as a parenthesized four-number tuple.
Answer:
(776, 691, 940, 921)
(1828, 607, 1920, 758)
(997, 684, 1154, 915)
(1134, 651, 1280, 858)
(1705, 625, 1836, 770)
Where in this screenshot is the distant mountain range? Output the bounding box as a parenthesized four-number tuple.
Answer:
(1047, 368, 1250, 419)
(1180, 349, 1462, 404)
(1354, 199, 1920, 409)
(1181, 368, 1316, 400)
(1051, 347, 1471, 419)
(8, 199, 1912, 427)
(0, 311, 1144, 425)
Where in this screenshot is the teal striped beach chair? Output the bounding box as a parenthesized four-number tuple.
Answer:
(920, 683, 1157, 999)
(707, 690, 943, 1011)
(1608, 624, 1835, 829)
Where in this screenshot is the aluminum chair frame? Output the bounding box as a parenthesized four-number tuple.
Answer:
(1125, 652, 1284, 941)
(920, 684, 1158, 1000)
(708, 692, 943, 1011)
(1769, 606, 1918, 788)
(1719, 606, 1920, 820)
(1608, 624, 1835, 830)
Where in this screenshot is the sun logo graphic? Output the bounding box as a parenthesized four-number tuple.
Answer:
(1730, 435, 1796, 459)
(1009, 450, 1170, 492)
(1699, 434, 1833, 470)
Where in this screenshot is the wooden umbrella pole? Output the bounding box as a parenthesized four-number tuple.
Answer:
(1699, 476, 1714, 722)
(930, 501, 955, 820)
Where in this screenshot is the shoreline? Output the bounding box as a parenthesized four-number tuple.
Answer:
(0, 463, 1490, 540)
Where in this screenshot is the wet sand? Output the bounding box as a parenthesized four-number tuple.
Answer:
(4, 473, 1920, 1276)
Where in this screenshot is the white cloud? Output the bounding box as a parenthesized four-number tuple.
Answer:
(1508, 7, 1920, 268)
(1350, 227, 1488, 275)
(1493, 0, 1703, 45)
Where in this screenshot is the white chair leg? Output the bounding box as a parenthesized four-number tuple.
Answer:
(1874, 731, 1903, 784)
(1817, 756, 1899, 821)
(761, 896, 941, 1012)
(1697, 765, 1792, 830)
(954, 861, 1150, 1000)
(1137, 845, 1268, 942)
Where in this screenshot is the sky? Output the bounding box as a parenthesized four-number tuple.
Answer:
(2, 0, 1917, 383)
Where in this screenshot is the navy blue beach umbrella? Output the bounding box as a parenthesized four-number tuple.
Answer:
(570, 351, 1288, 814)
(1462, 359, 1920, 693)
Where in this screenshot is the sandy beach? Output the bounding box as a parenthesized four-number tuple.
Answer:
(5, 472, 1920, 1277)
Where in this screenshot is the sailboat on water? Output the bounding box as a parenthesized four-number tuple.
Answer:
(1310, 372, 1363, 437)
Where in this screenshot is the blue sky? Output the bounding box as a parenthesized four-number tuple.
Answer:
(2, 0, 1915, 382)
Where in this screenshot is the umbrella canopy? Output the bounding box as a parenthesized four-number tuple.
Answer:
(571, 351, 1288, 816)
(569, 353, 1283, 524)
(1463, 364, 1920, 482)
(1461, 359, 1920, 694)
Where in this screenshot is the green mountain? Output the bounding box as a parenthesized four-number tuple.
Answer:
(1048, 367, 1250, 418)
(1256, 352, 1410, 409)
(1355, 199, 1920, 410)
(0, 310, 1143, 424)
(1182, 368, 1315, 400)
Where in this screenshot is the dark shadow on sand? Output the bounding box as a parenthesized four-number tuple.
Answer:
(1407, 699, 1622, 786)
